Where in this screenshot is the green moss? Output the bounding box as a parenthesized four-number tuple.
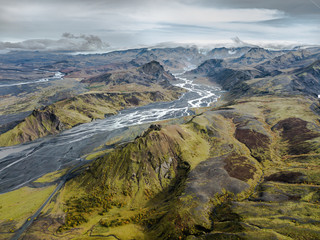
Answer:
(33, 169, 68, 183)
(0, 186, 56, 232)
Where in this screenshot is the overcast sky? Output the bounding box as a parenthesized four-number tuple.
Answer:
(0, 0, 319, 50)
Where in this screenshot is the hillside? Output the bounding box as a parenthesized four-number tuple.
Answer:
(256, 49, 314, 73)
(186, 59, 226, 76)
(230, 47, 284, 66)
(184, 48, 320, 99)
(221, 59, 320, 99)
(20, 95, 320, 240)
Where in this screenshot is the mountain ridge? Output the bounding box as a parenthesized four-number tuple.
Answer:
(0, 61, 185, 146)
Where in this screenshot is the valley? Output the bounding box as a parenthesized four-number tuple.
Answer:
(0, 45, 320, 240)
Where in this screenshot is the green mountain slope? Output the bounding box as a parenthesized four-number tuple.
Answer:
(20, 94, 320, 239)
(0, 61, 185, 146)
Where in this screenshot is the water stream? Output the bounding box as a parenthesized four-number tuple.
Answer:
(0, 75, 222, 193)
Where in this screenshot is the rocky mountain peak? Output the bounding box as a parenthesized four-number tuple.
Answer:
(187, 59, 225, 75)
(248, 47, 268, 53)
(243, 47, 272, 58)
(140, 60, 165, 77)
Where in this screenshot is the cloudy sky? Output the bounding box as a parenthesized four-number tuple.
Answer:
(0, 0, 319, 50)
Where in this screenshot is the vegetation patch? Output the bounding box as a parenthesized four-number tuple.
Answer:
(0, 185, 56, 235)
(224, 154, 256, 181)
(235, 129, 269, 150)
(272, 117, 320, 155)
(265, 171, 306, 184)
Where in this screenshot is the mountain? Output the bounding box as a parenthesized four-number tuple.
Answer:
(0, 61, 185, 146)
(206, 47, 251, 59)
(291, 60, 320, 97)
(230, 47, 284, 66)
(229, 59, 320, 99)
(23, 95, 320, 240)
(186, 59, 226, 76)
(3, 46, 320, 240)
(209, 68, 263, 91)
(256, 49, 314, 73)
(131, 47, 205, 72)
(82, 61, 176, 87)
(185, 48, 320, 99)
(185, 58, 264, 90)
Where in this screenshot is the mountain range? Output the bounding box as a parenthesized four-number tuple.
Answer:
(1, 45, 320, 240)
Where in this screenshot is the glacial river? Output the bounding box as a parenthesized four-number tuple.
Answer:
(0, 75, 222, 193)
(0, 72, 64, 88)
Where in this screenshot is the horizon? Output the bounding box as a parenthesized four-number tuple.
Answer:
(0, 0, 319, 52)
(1, 37, 319, 54)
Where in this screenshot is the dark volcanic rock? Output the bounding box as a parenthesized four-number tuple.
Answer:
(272, 117, 320, 155)
(265, 171, 306, 183)
(184, 155, 250, 204)
(140, 60, 165, 76)
(224, 154, 256, 181)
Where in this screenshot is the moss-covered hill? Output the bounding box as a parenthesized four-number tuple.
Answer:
(21, 94, 320, 239)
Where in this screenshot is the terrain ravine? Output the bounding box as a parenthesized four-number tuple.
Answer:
(0, 74, 221, 193)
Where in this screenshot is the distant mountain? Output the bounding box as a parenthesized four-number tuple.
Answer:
(185, 57, 264, 90)
(206, 47, 251, 59)
(230, 47, 284, 66)
(291, 60, 320, 97)
(209, 68, 262, 91)
(82, 61, 176, 88)
(186, 59, 227, 76)
(256, 50, 313, 73)
(132, 47, 204, 72)
(139, 60, 174, 81)
(183, 48, 320, 100)
(225, 59, 320, 98)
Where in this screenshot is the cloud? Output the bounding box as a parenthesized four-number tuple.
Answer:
(231, 37, 258, 47)
(0, 0, 318, 47)
(139, 4, 284, 24)
(184, 0, 320, 16)
(0, 33, 110, 52)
